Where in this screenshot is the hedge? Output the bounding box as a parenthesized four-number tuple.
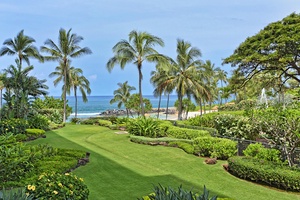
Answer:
(166, 126, 210, 139)
(228, 156, 300, 191)
(193, 137, 237, 160)
(129, 135, 192, 145)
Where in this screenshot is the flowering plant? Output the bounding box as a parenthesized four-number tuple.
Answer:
(25, 172, 89, 200)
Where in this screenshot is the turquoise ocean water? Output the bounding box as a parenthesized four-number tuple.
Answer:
(66, 95, 179, 119)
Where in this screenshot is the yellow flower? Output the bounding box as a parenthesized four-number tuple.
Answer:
(53, 190, 58, 195)
(70, 190, 73, 195)
(65, 173, 70, 176)
(58, 183, 63, 187)
(26, 192, 29, 196)
(79, 178, 84, 182)
(27, 185, 32, 190)
(31, 185, 36, 191)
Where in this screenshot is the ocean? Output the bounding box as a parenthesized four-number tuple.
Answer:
(66, 95, 179, 119)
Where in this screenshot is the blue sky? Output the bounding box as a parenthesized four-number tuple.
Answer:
(0, 1, 299, 96)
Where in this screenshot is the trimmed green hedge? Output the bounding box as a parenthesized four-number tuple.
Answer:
(168, 141, 194, 154)
(228, 156, 300, 191)
(174, 121, 217, 135)
(166, 126, 210, 139)
(194, 137, 237, 160)
(98, 119, 112, 127)
(129, 135, 192, 145)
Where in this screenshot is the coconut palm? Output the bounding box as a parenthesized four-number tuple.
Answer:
(0, 30, 43, 66)
(215, 68, 228, 105)
(110, 81, 136, 117)
(163, 39, 209, 120)
(69, 67, 91, 118)
(41, 28, 92, 122)
(107, 30, 165, 117)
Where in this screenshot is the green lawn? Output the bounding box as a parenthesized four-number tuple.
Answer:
(28, 124, 300, 200)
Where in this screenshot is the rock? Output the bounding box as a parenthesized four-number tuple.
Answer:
(205, 158, 217, 165)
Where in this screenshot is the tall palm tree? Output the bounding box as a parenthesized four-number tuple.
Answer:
(69, 67, 91, 118)
(41, 28, 92, 122)
(216, 68, 228, 105)
(107, 30, 165, 117)
(110, 81, 136, 117)
(0, 30, 43, 66)
(162, 39, 209, 120)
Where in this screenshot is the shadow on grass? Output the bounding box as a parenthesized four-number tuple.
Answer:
(29, 130, 231, 200)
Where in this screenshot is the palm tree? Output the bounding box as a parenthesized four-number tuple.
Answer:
(0, 30, 43, 66)
(216, 68, 228, 105)
(162, 39, 209, 120)
(41, 28, 92, 122)
(110, 81, 136, 117)
(69, 67, 91, 118)
(107, 30, 165, 117)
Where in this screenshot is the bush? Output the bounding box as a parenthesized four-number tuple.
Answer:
(168, 141, 194, 154)
(166, 126, 210, 139)
(243, 143, 281, 163)
(25, 172, 89, 200)
(71, 118, 81, 124)
(193, 137, 237, 160)
(127, 117, 162, 138)
(139, 184, 217, 200)
(26, 129, 46, 139)
(0, 118, 29, 135)
(0, 188, 34, 200)
(228, 156, 300, 191)
(80, 118, 100, 125)
(98, 119, 112, 127)
(130, 135, 192, 145)
(28, 114, 50, 130)
(174, 122, 217, 135)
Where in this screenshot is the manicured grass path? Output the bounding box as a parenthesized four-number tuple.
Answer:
(28, 124, 300, 200)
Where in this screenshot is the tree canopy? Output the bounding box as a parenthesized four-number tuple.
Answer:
(223, 13, 300, 86)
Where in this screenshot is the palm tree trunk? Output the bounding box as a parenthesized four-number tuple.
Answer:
(138, 65, 145, 117)
(157, 93, 161, 119)
(166, 93, 170, 120)
(203, 99, 206, 114)
(199, 98, 203, 116)
(74, 87, 78, 118)
(63, 61, 67, 123)
(177, 93, 183, 120)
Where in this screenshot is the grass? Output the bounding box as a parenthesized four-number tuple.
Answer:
(28, 124, 300, 200)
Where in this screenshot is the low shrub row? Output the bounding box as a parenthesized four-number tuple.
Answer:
(227, 156, 300, 191)
(166, 126, 211, 139)
(243, 143, 282, 163)
(129, 135, 192, 145)
(194, 137, 237, 160)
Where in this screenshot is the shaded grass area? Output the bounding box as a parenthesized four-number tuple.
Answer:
(28, 125, 300, 200)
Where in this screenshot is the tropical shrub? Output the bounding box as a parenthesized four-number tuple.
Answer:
(174, 122, 217, 135)
(168, 141, 194, 154)
(98, 119, 112, 127)
(228, 156, 300, 191)
(127, 117, 162, 138)
(28, 114, 50, 130)
(193, 137, 237, 160)
(25, 172, 89, 200)
(80, 118, 100, 125)
(71, 118, 81, 124)
(0, 188, 34, 200)
(140, 184, 217, 200)
(166, 126, 210, 139)
(243, 143, 281, 163)
(25, 129, 46, 140)
(224, 116, 258, 140)
(0, 118, 29, 135)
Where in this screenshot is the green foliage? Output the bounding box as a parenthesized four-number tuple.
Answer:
(174, 121, 217, 135)
(166, 126, 210, 140)
(32, 97, 72, 124)
(26, 129, 45, 138)
(0, 141, 85, 188)
(26, 172, 89, 200)
(27, 114, 50, 130)
(243, 143, 281, 163)
(80, 118, 100, 125)
(168, 141, 194, 154)
(140, 184, 217, 200)
(174, 98, 197, 112)
(0, 133, 17, 145)
(0, 118, 29, 135)
(218, 100, 256, 111)
(228, 156, 300, 191)
(0, 188, 34, 200)
(130, 135, 192, 145)
(125, 94, 152, 116)
(71, 118, 81, 124)
(193, 137, 237, 160)
(127, 117, 162, 138)
(98, 119, 112, 127)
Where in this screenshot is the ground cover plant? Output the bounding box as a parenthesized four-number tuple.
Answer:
(27, 124, 300, 200)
